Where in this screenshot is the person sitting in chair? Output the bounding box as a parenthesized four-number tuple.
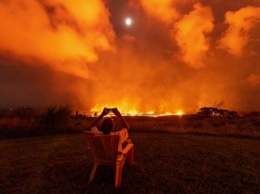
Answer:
(90, 107, 135, 166)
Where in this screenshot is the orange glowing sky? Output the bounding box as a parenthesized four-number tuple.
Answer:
(0, 0, 259, 114)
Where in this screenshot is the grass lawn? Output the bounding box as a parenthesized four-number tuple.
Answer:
(0, 132, 259, 193)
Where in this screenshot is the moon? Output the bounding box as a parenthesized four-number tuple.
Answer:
(125, 17, 132, 26)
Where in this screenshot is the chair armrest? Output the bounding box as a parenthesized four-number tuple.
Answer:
(121, 144, 134, 155)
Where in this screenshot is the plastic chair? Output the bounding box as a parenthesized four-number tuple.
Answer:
(85, 131, 134, 188)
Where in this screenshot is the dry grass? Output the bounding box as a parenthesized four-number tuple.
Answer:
(126, 115, 260, 139)
(0, 109, 259, 139)
(0, 132, 259, 193)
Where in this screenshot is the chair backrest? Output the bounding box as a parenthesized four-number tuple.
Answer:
(85, 131, 120, 163)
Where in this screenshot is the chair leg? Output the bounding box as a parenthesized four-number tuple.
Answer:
(115, 156, 127, 188)
(115, 163, 123, 188)
(127, 146, 135, 166)
(88, 163, 99, 184)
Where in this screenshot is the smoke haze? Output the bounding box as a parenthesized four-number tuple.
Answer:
(0, 0, 259, 114)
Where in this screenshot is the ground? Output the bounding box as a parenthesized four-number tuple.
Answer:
(0, 132, 259, 193)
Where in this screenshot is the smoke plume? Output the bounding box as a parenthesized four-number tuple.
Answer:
(0, 0, 259, 113)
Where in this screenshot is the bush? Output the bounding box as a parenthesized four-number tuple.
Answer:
(0, 117, 41, 139)
(40, 105, 72, 133)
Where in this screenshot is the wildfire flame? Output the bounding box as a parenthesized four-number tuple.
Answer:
(176, 109, 184, 116)
(90, 106, 184, 117)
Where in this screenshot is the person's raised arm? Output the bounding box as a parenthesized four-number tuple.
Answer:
(90, 108, 109, 128)
(112, 108, 130, 130)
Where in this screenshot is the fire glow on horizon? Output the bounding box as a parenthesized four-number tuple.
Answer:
(90, 106, 184, 117)
(0, 0, 259, 112)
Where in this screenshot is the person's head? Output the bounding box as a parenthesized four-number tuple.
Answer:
(101, 117, 114, 135)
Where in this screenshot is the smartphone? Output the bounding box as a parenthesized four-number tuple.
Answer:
(107, 108, 116, 112)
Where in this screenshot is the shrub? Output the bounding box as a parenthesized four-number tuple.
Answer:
(40, 105, 72, 133)
(0, 117, 40, 139)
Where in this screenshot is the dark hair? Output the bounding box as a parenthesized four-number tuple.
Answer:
(101, 117, 113, 135)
